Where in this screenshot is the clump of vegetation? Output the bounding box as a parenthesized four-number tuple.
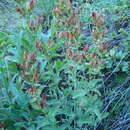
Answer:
(0, 0, 129, 129)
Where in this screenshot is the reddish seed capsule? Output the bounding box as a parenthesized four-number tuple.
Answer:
(72, 49, 78, 58)
(16, 6, 23, 14)
(99, 44, 107, 51)
(30, 0, 36, 9)
(83, 44, 89, 52)
(54, 7, 61, 15)
(16, 6, 19, 11)
(82, 52, 86, 59)
(62, 31, 69, 38)
(36, 16, 41, 25)
(68, 33, 74, 39)
(40, 102, 44, 108)
(99, 17, 105, 24)
(40, 96, 46, 108)
(97, 60, 102, 65)
(19, 9, 24, 14)
(30, 52, 36, 59)
(66, 48, 72, 57)
(92, 12, 96, 18)
(36, 40, 40, 49)
(29, 87, 36, 95)
(33, 69, 38, 81)
(92, 52, 97, 58)
(70, 14, 77, 24)
(28, 22, 33, 30)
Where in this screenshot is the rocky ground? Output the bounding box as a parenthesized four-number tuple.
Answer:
(0, 1, 23, 32)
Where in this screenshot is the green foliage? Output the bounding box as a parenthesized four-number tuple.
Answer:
(0, 0, 129, 129)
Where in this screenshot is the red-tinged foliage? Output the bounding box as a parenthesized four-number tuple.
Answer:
(16, 6, 24, 14)
(54, 7, 62, 16)
(92, 12, 96, 18)
(30, 52, 36, 59)
(29, 88, 36, 95)
(36, 16, 41, 25)
(92, 52, 97, 59)
(29, 0, 36, 9)
(33, 69, 38, 81)
(40, 96, 46, 108)
(36, 40, 41, 49)
(83, 44, 89, 52)
(66, 48, 72, 57)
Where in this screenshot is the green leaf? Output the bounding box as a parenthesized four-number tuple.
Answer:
(8, 74, 19, 97)
(93, 109, 102, 120)
(5, 56, 19, 63)
(41, 31, 51, 44)
(87, 79, 102, 88)
(22, 38, 32, 49)
(122, 62, 129, 72)
(7, 47, 18, 56)
(72, 90, 87, 99)
(55, 60, 64, 71)
(110, 49, 115, 56)
(0, 31, 8, 43)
